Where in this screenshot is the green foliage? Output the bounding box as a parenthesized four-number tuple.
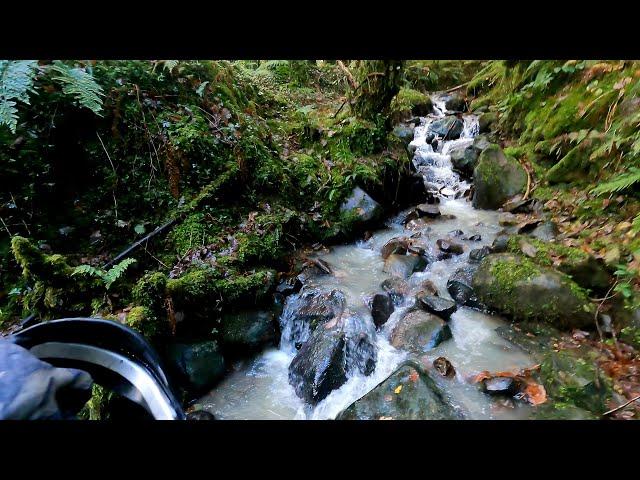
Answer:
(0, 60, 39, 132)
(72, 258, 137, 290)
(49, 61, 104, 115)
(590, 167, 640, 196)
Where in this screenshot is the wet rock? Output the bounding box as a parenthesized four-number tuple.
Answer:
(275, 276, 303, 296)
(381, 237, 410, 259)
(407, 116, 422, 126)
(296, 263, 329, 284)
(472, 253, 595, 329)
(391, 309, 452, 352)
(381, 277, 410, 305)
(166, 341, 225, 392)
(481, 376, 519, 396)
(398, 172, 430, 205)
(529, 221, 558, 241)
(436, 238, 464, 255)
(288, 326, 347, 405)
(417, 279, 438, 297)
(448, 229, 465, 237)
(467, 234, 482, 241)
(428, 116, 464, 140)
(447, 264, 482, 309)
(471, 134, 492, 155)
(220, 310, 278, 353)
(424, 132, 435, 144)
(433, 357, 456, 378)
(469, 246, 493, 263)
(432, 139, 439, 150)
(450, 146, 479, 179)
(342, 312, 377, 376)
(472, 145, 527, 210)
(336, 362, 462, 420)
(371, 292, 395, 329)
(340, 186, 382, 223)
(491, 233, 511, 253)
(444, 93, 467, 113)
(478, 111, 498, 133)
(502, 197, 534, 214)
(383, 254, 424, 278)
(392, 125, 414, 146)
(280, 288, 346, 345)
(186, 410, 216, 420)
(416, 294, 457, 320)
(416, 203, 441, 218)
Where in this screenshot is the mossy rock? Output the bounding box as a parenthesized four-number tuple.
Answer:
(472, 145, 527, 210)
(336, 361, 462, 420)
(472, 253, 595, 329)
(539, 348, 614, 415)
(505, 235, 611, 292)
(165, 341, 225, 392)
(219, 309, 278, 354)
(390, 88, 433, 122)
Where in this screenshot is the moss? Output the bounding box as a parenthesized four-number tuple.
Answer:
(620, 326, 640, 349)
(506, 235, 589, 268)
(540, 348, 614, 415)
(11, 236, 74, 282)
(77, 384, 113, 421)
(390, 88, 432, 121)
(123, 305, 165, 337)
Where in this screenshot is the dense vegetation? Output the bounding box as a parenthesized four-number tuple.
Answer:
(2, 59, 640, 419)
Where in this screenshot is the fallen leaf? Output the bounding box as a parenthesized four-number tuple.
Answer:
(521, 383, 547, 405)
(394, 385, 403, 394)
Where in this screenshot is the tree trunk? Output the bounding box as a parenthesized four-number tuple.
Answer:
(351, 60, 405, 125)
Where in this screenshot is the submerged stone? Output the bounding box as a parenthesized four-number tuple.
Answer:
(383, 254, 424, 278)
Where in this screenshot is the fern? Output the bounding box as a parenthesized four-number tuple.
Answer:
(72, 258, 136, 290)
(590, 167, 640, 196)
(103, 258, 136, 289)
(49, 61, 104, 115)
(0, 60, 39, 133)
(633, 213, 640, 234)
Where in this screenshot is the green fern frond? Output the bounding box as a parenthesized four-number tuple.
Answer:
(591, 167, 640, 196)
(49, 61, 104, 115)
(633, 213, 640, 234)
(163, 60, 179, 73)
(72, 258, 136, 290)
(0, 60, 39, 133)
(103, 258, 137, 289)
(72, 264, 103, 279)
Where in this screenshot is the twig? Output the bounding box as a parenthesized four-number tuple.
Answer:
(445, 80, 471, 93)
(594, 281, 618, 344)
(0, 215, 12, 237)
(96, 132, 119, 221)
(602, 394, 640, 417)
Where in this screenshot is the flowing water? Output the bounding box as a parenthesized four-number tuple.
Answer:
(197, 94, 536, 420)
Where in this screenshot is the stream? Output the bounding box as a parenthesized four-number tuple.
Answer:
(196, 94, 537, 420)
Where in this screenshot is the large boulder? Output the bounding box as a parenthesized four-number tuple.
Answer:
(504, 235, 611, 292)
(444, 94, 467, 113)
(219, 310, 278, 354)
(472, 145, 527, 210)
(336, 361, 462, 420)
(340, 186, 382, 223)
(428, 116, 464, 140)
(166, 341, 225, 392)
(288, 326, 347, 405)
(450, 146, 479, 179)
(472, 253, 595, 329)
(390, 309, 452, 352)
(288, 311, 377, 404)
(279, 288, 346, 345)
(478, 112, 498, 133)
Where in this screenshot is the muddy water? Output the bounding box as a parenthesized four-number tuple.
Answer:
(197, 94, 536, 420)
